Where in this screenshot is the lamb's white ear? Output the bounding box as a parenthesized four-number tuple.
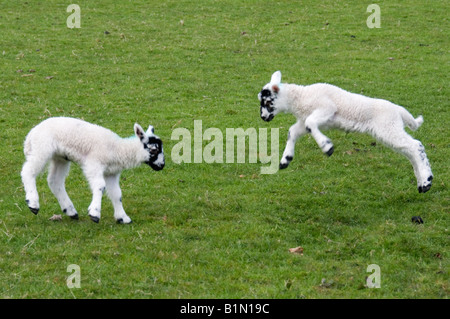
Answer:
(270, 71, 282, 85)
(134, 123, 146, 141)
(146, 125, 155, 135)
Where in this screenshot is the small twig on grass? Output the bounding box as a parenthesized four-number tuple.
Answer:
(21, 234, 40, 253)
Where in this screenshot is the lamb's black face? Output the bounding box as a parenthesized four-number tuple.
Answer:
(258, 88, 276, 122)
(144, 136, 165, 171)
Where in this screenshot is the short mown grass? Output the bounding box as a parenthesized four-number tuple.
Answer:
(0, 0, 448, 298)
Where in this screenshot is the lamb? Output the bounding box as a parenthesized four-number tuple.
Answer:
(21, 117, 165, 224)
(258, 71, 433, 193)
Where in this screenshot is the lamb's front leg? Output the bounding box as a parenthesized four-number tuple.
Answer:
(280, 120, 307, 169)
(84, 165, 106, 223)
(105, 174, 132, 224)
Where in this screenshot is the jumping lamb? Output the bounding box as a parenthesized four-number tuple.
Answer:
(258, 71, 433, 193)
(21, 117, 165, 224)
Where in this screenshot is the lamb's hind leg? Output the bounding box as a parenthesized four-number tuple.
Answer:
(105, 174, 132, 224)
(21, 156, 49, 215)
(416, 142, 433, 193)
(83, 163, 105, 223)
(304, 107, 336, 156)
(47, 158, 78, 219)
(377, 128, 433, 193)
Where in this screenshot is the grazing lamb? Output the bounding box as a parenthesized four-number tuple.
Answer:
(258, 71, 433, 193)
(21, 117, 165, 224)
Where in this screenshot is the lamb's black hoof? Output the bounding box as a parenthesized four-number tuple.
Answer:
(325, 146, 334, 157)
(279, 162, 289, 169)
(116, 219, 132, 224)
(89, 215, 100, 223)
(418, 184, 431, 193)
(29, 207, 39, 215)
(26, 200, 39, 215)
(70, 214, 79, 220)
(279, 156, 293, 169)
(418, 176, 433, 193)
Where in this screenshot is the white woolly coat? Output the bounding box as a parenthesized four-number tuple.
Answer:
(24, 117, 149, 175)
(278, 83, 422, 135)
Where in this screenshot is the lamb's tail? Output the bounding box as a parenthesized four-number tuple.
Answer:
(23, 135, 32, 157)
(399, 107, 423, 131)
(23, 128, 36, 157)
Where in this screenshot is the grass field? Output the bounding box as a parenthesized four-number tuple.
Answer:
(0, 0, 448, 299)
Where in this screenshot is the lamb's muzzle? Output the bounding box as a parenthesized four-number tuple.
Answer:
(144, 135, 165, 171)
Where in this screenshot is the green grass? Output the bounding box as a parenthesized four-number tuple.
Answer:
(0, 0, 448, 298)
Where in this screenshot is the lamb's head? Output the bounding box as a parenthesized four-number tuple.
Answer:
(258, 71, 282, 122)
(134, 123, 165, 171)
